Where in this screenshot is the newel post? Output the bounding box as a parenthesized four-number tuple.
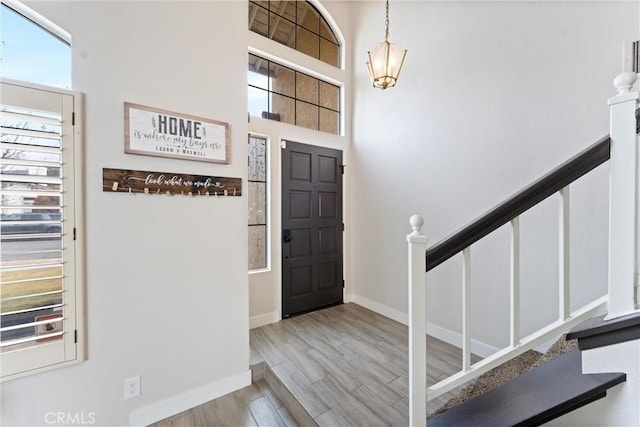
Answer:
(607, 72, 639, 319)
(408, 214, 427, 426)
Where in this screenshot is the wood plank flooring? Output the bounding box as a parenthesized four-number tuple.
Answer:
(151, 379, 298, 427)
(153, 303, 478, 427)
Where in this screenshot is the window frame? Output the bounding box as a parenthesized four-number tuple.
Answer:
(1, 78, 85, 382)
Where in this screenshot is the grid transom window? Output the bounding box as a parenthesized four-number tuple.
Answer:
(248, 54, 340, 134)
(249, 0, 340, 68)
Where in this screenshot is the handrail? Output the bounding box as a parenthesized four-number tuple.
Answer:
(426, 135, 611, 271)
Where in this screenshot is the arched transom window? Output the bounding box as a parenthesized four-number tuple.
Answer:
(249, 0, 341, 68)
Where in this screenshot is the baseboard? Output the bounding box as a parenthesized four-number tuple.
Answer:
(426, 322, 499, 359)
(349, 293, 499, 358)
(129, 370, 252, 426)
(250, 311, 280, 329)
(344, 292, 354, 303)
(350, 294, 408, 325)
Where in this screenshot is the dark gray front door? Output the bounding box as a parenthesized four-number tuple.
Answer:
(282, 141, 343, 317)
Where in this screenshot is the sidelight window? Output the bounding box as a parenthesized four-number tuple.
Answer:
(248, 135, 268, 270)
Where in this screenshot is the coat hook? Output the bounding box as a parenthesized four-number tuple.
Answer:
(156, 188, 161, 194)
(206, 191, 210, 196)
(224, 189, 228, 196)
(112, 182, 119, 191)
(144, 188, 149, 194)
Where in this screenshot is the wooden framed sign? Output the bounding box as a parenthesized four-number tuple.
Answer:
(124, 102, 229, 164)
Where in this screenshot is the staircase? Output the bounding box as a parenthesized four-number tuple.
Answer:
(427, 338, 629, 426)
(409, 71, 640, 426)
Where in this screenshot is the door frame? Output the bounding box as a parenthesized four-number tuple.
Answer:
(247, 122, 349, 328)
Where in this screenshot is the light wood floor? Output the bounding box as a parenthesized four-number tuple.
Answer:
(153, 303, 477, 427)
(152, 379, 298, 427)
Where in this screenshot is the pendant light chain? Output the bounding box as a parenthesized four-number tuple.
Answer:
(384, 0, 390, 41)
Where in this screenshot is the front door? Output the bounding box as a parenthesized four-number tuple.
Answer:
(282, 141, 343, 317)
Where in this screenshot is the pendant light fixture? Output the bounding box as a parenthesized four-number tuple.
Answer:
(366, 0, 407, 90)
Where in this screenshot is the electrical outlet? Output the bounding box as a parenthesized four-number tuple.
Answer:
(124, 375, 141, 400)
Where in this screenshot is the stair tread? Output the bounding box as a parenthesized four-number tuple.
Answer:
(567, 312, 640, 350)
(427, 349, 626, 427)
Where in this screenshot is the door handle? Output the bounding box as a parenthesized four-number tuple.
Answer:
(283, 229, 292, 243)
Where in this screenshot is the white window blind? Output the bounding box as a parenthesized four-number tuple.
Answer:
(1, 80, 84, 381)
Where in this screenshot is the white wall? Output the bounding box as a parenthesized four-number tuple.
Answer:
(1, 2, 250, 426)
(350, 1, 637, 351)
(551, 340, 640, 426)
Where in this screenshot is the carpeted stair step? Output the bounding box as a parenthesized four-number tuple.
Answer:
(427, 349, 626, 427)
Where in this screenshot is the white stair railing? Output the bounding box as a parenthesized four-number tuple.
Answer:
(407, 72, 640, 424)
(407, 210, 608, 418)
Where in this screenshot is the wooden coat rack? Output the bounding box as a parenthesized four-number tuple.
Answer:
(102, 168, 241, 197)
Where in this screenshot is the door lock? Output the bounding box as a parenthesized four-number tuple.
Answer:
(283, 229, 292, 243)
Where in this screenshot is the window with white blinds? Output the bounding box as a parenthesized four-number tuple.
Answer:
(1, 80, 84, 381)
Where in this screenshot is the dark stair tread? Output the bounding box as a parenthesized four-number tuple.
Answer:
(567, 312, 640, 350)
(428, 349, 626, 427)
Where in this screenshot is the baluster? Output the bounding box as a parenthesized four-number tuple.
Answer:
(462, 247, 471, 371)
(408, 215, 427, 427)
(510, 217, 520, 347)
(559, 187, 571, 321)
